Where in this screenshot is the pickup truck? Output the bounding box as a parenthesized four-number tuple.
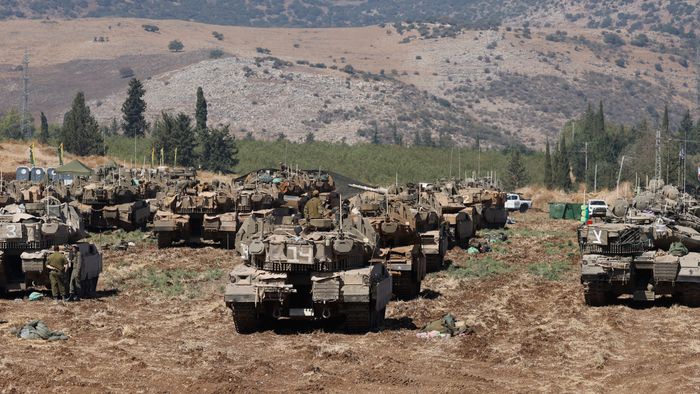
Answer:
(587, 199, 608, 217)
(505, 194, 532, 212)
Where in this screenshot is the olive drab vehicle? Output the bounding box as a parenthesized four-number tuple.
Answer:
(421, 183, 475, 246)
(0, 199, 87, 293)
(18, 242, 103, 297)
(71, 180, 150, 231)
(457, 178, 508, 229)
(153, 183, 239, 248)
(579, 181, 700, 306)
(349, 187, 440, 298)
(225, 209, 392, 333)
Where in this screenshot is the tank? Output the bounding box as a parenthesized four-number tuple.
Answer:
(153, 185, 240, 248)
(422, 184, 475, 245)
(457, 179, 508, 229)
(225, 210, 392, 333)
(579, 219, 700, 306)
(72, 181, 151, 231)
(0, 200, 87, 293)
(350, 189, 429, 299)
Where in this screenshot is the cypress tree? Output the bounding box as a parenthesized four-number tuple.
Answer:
(121, 78, 148, 137)
(195, 87, 208, 132)
(544, 138, 553, 189)
(39, 112, 49, 144)
(558, 134, 572, 190)
(504, 149, 529, 190)
(61, 92, 104, 156)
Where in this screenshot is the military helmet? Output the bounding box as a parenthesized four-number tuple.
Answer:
(312, 190, 320, 197)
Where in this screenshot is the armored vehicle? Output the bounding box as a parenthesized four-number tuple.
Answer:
(422, 184, 475, 246)
(226, 210, 392, 333)
(16, 242, 102, 296)
(0, 200, 86, 293)
(457, 181, 508, 229)
(72, 181, 150, 231)
(153, 187, 238, 248)
(579, 220, 700, 306)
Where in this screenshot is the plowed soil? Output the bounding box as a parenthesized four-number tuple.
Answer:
(2, 211, 700, 393)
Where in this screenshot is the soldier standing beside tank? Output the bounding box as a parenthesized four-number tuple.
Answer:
(304, 190, 325, 219)
(68, 245, 82, 301)
(46, 245, 69, 302)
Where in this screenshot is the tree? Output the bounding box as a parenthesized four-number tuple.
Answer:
(152, 112, 197, 166)
(544, 138, 553, 189)
(504, 148, 529, 191)
(195, 87, 208, 132)
(200, 126, 239, 173)
(61, 92, 104, 156)
(39, 112, 49, 144)
(556, 134, 572, 190)
(0, 109, 34, 140)
(121, 78, 148, 137)
(168, 40, 184, 52)
(304, 132, 315, 143)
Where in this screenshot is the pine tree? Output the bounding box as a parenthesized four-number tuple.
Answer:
(121, 78, 148, 137)
(504, 149, 529, 190)
(413, 130, 422, 146)
(39, 112, 49, 144)
(195, 87, 208, 132)
(200, 126, 239, 173)
(544, 138, 553, 189)
(152, 112, 197, 166)
(61, 92, 104, 156)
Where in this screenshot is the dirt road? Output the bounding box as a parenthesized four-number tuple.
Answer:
(2, 212, 700, 392)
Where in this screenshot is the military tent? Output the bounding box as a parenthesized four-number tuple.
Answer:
(54, 160, 93, 176)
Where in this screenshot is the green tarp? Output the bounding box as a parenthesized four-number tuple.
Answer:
(55, 160, 93, 176)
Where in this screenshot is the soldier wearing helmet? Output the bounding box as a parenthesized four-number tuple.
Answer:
(304, 190, 324, 219)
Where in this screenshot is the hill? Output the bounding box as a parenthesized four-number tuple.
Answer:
(0, 1, 698, 148)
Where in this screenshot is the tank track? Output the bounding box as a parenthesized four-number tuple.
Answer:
(344, 303, 384, 333)
(425, 255, 444, 273)
(393, 273, 421, 300)
(231, 303, 260, 334)
(680, 288, 700, 307)
(583, 284, 613, 307)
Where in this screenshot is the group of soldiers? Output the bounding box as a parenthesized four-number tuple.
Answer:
(46, 244, 82, 302)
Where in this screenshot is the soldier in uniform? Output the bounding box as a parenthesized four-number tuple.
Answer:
(46, 245, 69, 301)
(304, 190, 324, 219)
(68, 245, 82, 301)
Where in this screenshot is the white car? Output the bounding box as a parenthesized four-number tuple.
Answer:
(505, 194, 532, 212)
(587, 199, 608, 217)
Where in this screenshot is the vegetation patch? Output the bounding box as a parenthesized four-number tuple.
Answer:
(447, 257, 513, 279)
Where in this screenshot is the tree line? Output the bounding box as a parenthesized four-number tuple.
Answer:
(0, 79, 239, 174)
(542, 101, 700, 192)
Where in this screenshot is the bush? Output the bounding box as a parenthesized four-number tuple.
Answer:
(678, 58, 689, 68)
(615, 58, 626, 68)
(212, 31, 224, 40)
(142, 24, 159, 33)
(209, 49, 224, 59)
(168, 40, 184, 52)
(602, 32, 625, 47)
(256, 47, 271, 54)
(119, 67, 135, 79)
(630, 33, 649, 47)
(655, 63, 663, 72)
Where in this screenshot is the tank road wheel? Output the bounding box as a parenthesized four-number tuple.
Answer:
(157, 233, 172, 249)
(680, 288, 700, 307)
(231, 303, 260, 334)
(584, 285, 610, 307)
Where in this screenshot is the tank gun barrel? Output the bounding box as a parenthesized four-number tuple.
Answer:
(348, 184, 389, 195)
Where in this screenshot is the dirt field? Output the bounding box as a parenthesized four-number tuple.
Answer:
(2, 211, 700, 392)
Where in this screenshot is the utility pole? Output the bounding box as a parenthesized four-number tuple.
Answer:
(20, 49, 30, 139)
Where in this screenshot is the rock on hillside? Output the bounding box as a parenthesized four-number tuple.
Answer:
(91, 56, 502, 147)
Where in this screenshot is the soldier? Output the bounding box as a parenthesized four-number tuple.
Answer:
(304, 190, 324, 219)
(46, 245, 68, 301)
(68, 245, 82, 301)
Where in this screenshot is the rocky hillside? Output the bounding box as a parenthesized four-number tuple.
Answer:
(90, 56, 499, 146)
